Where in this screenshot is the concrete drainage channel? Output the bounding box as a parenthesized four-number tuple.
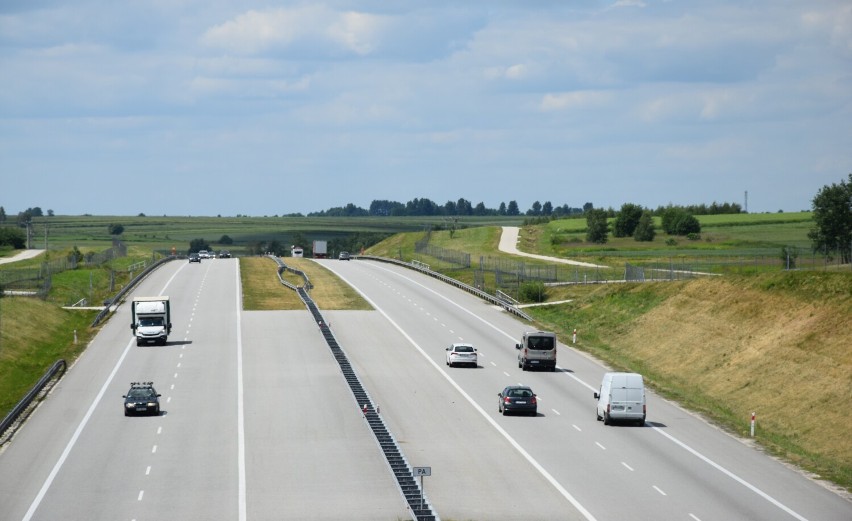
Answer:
(296, 286, 438, 521)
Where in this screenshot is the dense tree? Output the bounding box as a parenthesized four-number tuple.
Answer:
(67, 246, 83, 264)
(585, 209, 609, 244)
(507, 200, 520, 216)
(542, 201, 553, 216)
(370, 200, 394, 216)
(613, 203, 644, 238)
(108, 223, 124, 235)
(188, 238, 210, 253)
(518, 281, 548, 303)
(660, 207, 700, 235)
(473, 202, 487, 216)
(528, 201, 542, 216)
(808, 173, 852, 263)
(0, 206, 6, 223)
(498, 202, 507, 216)
(267, 240, 285, 256)
(219, 235, 234, 245)
(633, 211, 656, 242)
(583, 202, 594, 213)
(291, 232, 307, 251)
(16, 208, 42, 225)
(0, 226, 26, 248)
(675, 214, 701, 235)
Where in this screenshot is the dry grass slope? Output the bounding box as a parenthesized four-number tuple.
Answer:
(578, 274, 852, 486)
(238, 256, 371, 311)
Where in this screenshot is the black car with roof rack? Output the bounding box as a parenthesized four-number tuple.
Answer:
(123, 382, 161, 416)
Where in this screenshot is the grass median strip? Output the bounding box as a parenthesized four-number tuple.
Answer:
(239, 257, 371, 311)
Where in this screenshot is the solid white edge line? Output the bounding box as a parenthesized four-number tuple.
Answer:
(652, 426, 809, 521)
(331, 268, 599, 521)
(21, 337, 135, 521)
(22, 266, 185, 521)
(235, 260, 247, 521)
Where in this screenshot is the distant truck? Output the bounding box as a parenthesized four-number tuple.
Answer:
(130, 296, 172, 346)
(516, 330, 558, 372)
(313, 240, 328, 258)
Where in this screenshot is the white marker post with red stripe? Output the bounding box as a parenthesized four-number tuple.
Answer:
(750, 412, 756, 437)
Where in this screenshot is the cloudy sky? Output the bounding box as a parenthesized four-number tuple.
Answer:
(1, 0, 850, 217)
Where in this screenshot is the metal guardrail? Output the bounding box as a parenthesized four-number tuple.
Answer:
(269, 256, 311, 290)
(3, 255, 177, 442)
(357, 255, 533, 321)
(267, 254, 437, 518)
(1, 359, 67, 443)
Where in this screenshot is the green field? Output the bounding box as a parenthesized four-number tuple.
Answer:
(11, 214, 525, 255)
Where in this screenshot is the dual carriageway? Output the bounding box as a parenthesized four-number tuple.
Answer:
(0, 256, 849, 520)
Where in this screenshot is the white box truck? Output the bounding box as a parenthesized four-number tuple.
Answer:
(313, 240, 328, 258)
(131, 296, 172, 346)
(594, 372, 646, 426)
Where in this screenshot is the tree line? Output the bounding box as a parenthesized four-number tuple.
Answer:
(307, 198, 587, 217)
(2, 175, 850, 262)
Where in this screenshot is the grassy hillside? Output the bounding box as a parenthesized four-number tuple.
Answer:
(529, 273, 852, 489)
(0, 299, 98, 417)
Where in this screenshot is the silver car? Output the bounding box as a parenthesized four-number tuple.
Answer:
(445, 343, 478, 367)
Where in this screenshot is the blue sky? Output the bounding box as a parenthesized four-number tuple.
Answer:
(1, 1, 850, 216)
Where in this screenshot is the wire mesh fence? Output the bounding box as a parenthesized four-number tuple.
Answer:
(0, 244, 127, 296)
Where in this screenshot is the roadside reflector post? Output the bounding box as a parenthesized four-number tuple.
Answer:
(750, 412, 756, 437)
(74, 329, 77, 344)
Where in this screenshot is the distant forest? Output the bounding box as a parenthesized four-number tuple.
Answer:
(306, 198, 743, 218)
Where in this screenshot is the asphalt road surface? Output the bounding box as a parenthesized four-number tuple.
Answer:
(0, 256, 849, 520)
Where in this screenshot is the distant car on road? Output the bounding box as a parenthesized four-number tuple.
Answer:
(188, 253, 201, 263)
(338, 251, 351, 260)
(123, 382, 161, 416)
(198, 250, 210, 259)
(218, 250, 231, 258)
(446, 343, 478, 367)
(498, 385, 537, 416)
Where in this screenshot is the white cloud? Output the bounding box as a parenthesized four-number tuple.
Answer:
(200, 6, 388, 56)
(540, 91, 610, 111)
(484, 63, 529, 80)
(327, 11, 387, 55)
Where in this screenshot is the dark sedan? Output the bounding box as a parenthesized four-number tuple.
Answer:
(123, 382, 161, 416)
(498, 385, 537, 416)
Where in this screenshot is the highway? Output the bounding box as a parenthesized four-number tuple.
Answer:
(0, 256, 849, 520)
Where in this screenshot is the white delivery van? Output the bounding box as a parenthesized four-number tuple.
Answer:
(594, 372, 646, 426)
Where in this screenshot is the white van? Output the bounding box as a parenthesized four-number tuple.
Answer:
(516, 331, 557, 372)
(594, 372, 646, 426)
